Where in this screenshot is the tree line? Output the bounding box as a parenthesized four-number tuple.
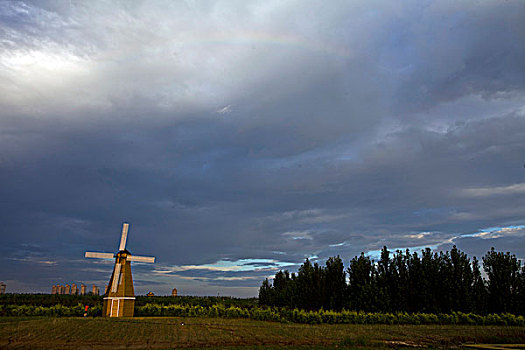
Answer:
(258, 246, 525, 315)
(0, 294, 258, 309)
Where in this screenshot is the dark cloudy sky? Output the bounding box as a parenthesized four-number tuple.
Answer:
(1, 0, 524, 297)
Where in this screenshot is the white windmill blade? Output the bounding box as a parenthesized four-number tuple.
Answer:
(111, 263, 122, 292)
(127, 255, 155, 263)
(85, 252, 114, 259)
(119, 223, 129, 251)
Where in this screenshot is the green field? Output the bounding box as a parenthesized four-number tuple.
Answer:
(0, 317, 524, 349)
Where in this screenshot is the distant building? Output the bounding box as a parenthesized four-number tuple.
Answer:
(51, 283, 90, 295)
(92, 284, 99, 295)
(171, 288, 178, 297)
(0, 282, 6, 294)
(146, 291, 155, 297)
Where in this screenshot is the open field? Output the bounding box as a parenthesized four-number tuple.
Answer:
(0, 317, 524, 349)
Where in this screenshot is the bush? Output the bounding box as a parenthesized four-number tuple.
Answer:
(1, 301, 522, 327)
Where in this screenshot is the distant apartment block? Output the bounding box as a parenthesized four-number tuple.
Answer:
(51, 283, 99, 295)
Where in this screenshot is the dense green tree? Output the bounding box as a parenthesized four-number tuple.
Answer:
(450, 246, 473, 312)
(324, 256, 346, 310)
(376, 246, 392, 311)
(296, 259, 316, 310)
(421, 248, 441, 313)
(258, 278, 273, 306)
(471, 256, 487, 314)
(438, 246, 474, 312)
(347, 253, 376, 311)
(258, 247, 523, 315)
(272, 270, 287, 307)
(390, 249, 409, 311)
(483, 248, 521, 313)
(312, 262, 326, 309)
(517, 265, 525, 315)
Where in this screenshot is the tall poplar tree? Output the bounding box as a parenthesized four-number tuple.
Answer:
(483, 248, 521, 313)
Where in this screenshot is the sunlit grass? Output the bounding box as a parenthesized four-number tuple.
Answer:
(0, 316, 524, 349)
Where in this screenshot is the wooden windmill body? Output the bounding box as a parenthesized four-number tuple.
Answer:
(85, 223, 155, 317)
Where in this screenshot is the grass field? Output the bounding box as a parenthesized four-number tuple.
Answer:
(0, 316, 524, 349)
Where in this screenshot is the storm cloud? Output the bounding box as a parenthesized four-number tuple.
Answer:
(1, 0, 524, 297)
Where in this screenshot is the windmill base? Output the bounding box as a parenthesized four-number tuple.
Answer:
(103, 297, 135, 317)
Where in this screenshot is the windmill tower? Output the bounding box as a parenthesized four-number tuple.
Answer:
(85, 223, 155, 317)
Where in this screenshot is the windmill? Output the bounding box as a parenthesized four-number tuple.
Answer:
(85, 223, 155, 317)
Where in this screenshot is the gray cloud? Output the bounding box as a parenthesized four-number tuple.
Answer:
(1, 0, 524, 296)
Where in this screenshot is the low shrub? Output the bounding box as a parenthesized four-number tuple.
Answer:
(2, 302, 524, 327)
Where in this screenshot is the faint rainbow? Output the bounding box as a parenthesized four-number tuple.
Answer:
(180, 31, 352, 58)
(95, 31, 352, 63)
